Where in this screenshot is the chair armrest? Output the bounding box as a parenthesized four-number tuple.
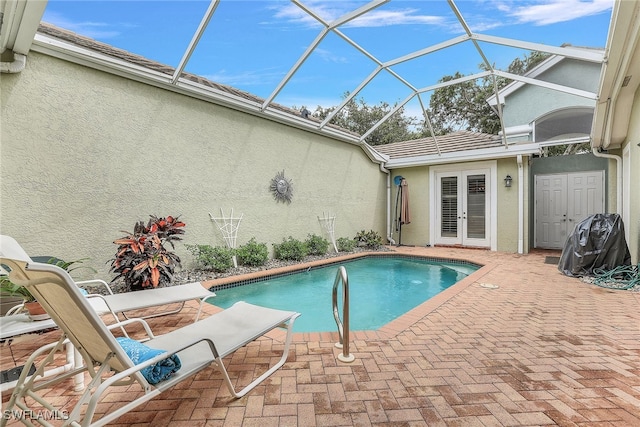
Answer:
(106, 317, 156, 340)
(85, 294, 120, 325)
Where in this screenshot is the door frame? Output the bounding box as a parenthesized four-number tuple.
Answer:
(534, 170, 605, 249)
(429, 161, 497, 250)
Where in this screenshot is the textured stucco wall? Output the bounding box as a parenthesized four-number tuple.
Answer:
(496, 157, 529, 253)
(502, 59, 601, 127)
(388, 159, 527, 253)
(388, 167, 430, 247)
(0, 52, 387, 277)
(622, 86, 640, 264)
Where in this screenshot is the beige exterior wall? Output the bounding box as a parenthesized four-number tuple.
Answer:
(0, 52, 387, 277)
(388, 167, 430, 247)
(622, 86, 640, 264)
(496, 157, 529, 253)
(388, 158, 528, 253)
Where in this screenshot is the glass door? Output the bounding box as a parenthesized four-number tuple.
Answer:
(435, 169, 490, 247)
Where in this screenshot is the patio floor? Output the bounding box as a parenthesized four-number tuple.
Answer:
(2, 246, 639, 426)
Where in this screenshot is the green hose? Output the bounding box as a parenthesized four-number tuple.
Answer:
(590, 263, 640, 290)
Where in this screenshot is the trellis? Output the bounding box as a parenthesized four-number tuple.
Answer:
(318, 212, 338, 253)
(208, 208, 243, 267)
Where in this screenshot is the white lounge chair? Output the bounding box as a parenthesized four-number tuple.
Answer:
(0, 235, 217, 322)
(0, 254, 300, 427)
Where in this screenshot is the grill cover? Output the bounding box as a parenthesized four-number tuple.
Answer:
(558, 213, 631, 277)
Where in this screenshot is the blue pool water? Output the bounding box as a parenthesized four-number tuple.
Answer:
(210, 256, 479, 332)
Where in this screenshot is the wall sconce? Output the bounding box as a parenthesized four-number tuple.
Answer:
(504, 175, 513, 188)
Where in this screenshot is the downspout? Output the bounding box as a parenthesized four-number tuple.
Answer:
(592, 147, 622, 213)
(517, 154, 524, 254)
(593, 98, 623, 214)
(0, 52, 26, 73)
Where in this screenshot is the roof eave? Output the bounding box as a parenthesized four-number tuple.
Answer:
(383, 143, 542, 168)
(0, 0, 47, 55)
(591, 0, 640, 150)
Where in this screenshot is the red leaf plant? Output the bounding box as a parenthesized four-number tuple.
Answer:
(110, 215, 185, 290)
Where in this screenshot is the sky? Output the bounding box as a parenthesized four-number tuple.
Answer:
(42, 0, 614, 118)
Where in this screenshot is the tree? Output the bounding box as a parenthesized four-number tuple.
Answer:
(293, 52, 554, 146)
(542, 142, 591, 157)
(427, 51, 549, 135)
(427, 71, 500, 135)
(309, 93, 421, 145)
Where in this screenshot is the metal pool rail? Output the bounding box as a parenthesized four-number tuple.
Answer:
(332, 266, 355, 363)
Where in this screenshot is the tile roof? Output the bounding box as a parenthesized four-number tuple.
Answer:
(36, 23, 360, 138)
(374, 130, 503, 159)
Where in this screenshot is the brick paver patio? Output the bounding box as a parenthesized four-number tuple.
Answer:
(2, 246, 639, 426)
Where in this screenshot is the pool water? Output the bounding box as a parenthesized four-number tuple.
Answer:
(210, 256, 478, 332)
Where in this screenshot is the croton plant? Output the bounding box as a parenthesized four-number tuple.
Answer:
(110, 215, 185, 290)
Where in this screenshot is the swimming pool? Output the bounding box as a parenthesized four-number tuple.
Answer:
(210, 256, 479, 332)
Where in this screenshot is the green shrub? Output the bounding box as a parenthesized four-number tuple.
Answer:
(236, 238, 269, 266)
(273, 237, 308, 261)
(337, 237, 357, 252)
(355, 229, 383, 249)
(305, 234, 329, 256)
(186, 244, 234, 272)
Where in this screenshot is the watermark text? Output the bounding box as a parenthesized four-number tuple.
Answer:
(2, 409, 70, 421)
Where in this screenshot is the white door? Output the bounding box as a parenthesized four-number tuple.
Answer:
(535, 174, 568, 249)
(535, 171, 604, 249)
(435, 169, 491, 247)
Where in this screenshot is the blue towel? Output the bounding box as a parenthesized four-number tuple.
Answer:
(116, 337, 181, 385)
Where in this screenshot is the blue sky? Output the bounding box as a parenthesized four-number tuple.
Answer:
(42, 1, 614, 117)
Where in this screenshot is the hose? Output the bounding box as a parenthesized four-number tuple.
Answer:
(589, 263, 640, 290)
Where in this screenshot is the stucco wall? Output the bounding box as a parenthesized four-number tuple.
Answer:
(502, 59, 601, 128)
(622, 86, 640, 264)
(388, 167, 430, 247)
(0, 52, 387, 277)
(496, 157, 528, 253)
(388, 158, 527, 253)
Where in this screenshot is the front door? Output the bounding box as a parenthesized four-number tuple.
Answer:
(435, 169, 491, 247)
(535, 171, 604, 249)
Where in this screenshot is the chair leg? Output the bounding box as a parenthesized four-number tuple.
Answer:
(1, 337, 73, 427)
(216, 315, 299, 398)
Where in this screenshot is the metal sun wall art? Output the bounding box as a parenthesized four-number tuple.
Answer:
(270, 170, 293, 204)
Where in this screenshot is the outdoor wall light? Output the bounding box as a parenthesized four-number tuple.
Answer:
(504, 175, 513, 188)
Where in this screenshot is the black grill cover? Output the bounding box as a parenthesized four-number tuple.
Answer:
(558, 213, 631, 277)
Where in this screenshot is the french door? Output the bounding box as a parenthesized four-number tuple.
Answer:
(435, 169, 491, 247)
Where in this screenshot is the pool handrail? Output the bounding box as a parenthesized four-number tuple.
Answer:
(332, 266, 355, 363)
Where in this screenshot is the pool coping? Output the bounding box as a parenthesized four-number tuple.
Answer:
(201, 249, 496, 342)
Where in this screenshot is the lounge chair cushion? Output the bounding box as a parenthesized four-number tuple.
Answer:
(116, 337, 181, 384)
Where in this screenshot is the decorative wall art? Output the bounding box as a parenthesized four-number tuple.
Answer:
(270, 170, 293, 204)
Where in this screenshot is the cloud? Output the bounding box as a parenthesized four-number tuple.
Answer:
(269, 2, 446, 29)
(42, 11, 124, 39)
(348, 9, 445, 28)
(505, 0, 613, 26)
(313, 47, 349, 63)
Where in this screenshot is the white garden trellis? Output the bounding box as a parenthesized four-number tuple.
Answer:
(208, 208, 243, 267)
(318, 212, 338, 253)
